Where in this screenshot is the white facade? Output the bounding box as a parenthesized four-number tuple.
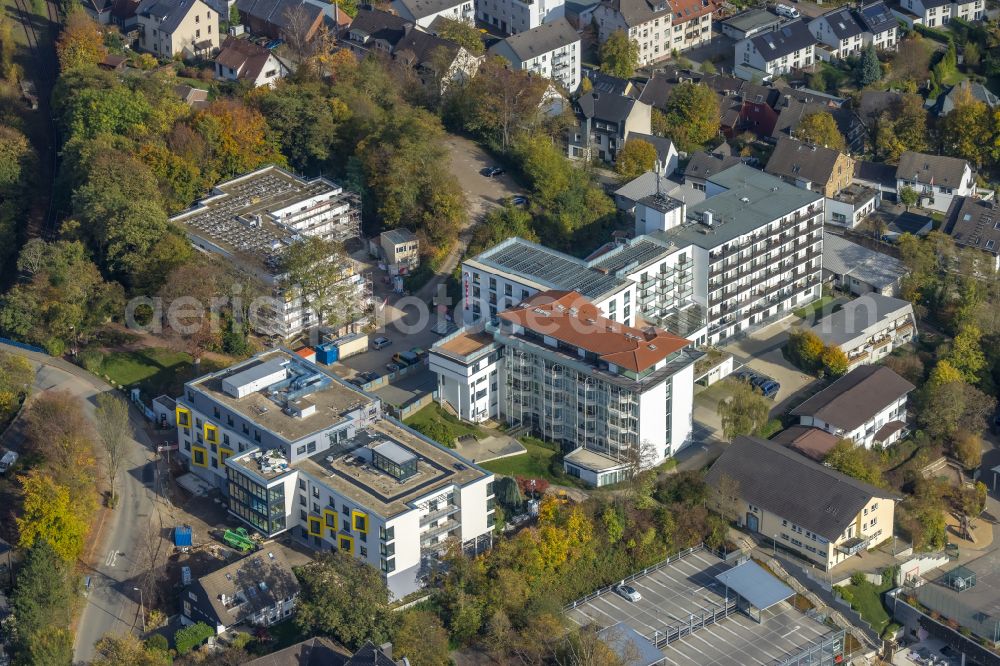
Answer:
(901, 0, 983, 25)
(215, 50, 289, 88)
(590, 3, 672, 66)
(798, 394, 907, 448)
(826, 185, 879, 228)
(896, 165, 974, 213)
(489, 24, 581, 92)
(175, 350, 495, 600)
(808, 16, 864, 59)
(476, 0, 565, 34)
(429, 331, 502, 423)
(812, 297, 917, 371)
(393, 0, 474, 27)
(735, 26, 815, 79)
(136, 0, 218, 58)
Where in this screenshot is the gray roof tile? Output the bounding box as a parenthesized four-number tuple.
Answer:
(790, 365, 914, 432)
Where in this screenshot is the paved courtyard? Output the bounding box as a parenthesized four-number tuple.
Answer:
(567, 549, 838, 666)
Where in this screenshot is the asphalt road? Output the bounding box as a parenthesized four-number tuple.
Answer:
(0, 343, 165, 663)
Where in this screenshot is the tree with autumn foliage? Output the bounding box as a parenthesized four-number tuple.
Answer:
(56, 8, 106, 71)
(17, 471, 90, 562)
(192, 100, 287, 180)
(794, 111, 846, 151)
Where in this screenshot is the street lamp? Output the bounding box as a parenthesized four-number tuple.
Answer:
(133, 587, 146, 633)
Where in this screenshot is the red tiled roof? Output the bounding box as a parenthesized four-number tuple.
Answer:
(499, 290, 690, 373)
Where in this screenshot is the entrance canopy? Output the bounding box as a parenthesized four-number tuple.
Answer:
(715, 560, 794, 612)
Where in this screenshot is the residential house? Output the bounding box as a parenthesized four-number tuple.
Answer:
(930, 80, 999, 116)
(854, 90, 904, 149)
(942, 196, 1000, 271)
(215, 36, 290, 88)
(771, 93, 866, 154)
(681, 142, 741, 191)
(822, 233, 907, 295)
(734, 19, 815, 81)
(111, 0, 141, 31)
(765, 137, 853, 198)
(176, 349, 496, 599)
(790, 365, 914, 448)
(242, 638, 408, 666)
(174, 83, 210, 109)
(488, 17, 581, 92)
(705, 436, 899, 570)
(770, 425, 840, 461)
(476, 0, 565, 34)
(637, 68, 746, 136)
(720, 8, 783, 40)
(582, 67, 636, 96)
(855, 1, 897, 50)
(136, 0, 218, 58)
(666, 0, 715, 52)
(392, 0, 473, 28)
(811, 293, 917, 370)
(588, 0, 673, 66)
(391, 26, 483, 91)
(236, 0, 324, 41)
(624, 133, 678, 175)
(181, 545, 301, 634)
(83, 0, 114, 24)
(345, 8, 410, 53)
(808, 6, 865, 60)
(567, 91, 652, 164)
(378, 228, 420, 275)
(895, 151, 975, 213)
(897, 0, 983, 26)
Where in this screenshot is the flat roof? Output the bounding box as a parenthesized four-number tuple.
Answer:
(170, 165, 355, 275)
(564, 447, 628, 473)
(917, 548, 1000, 642)
(371, 439, 416, 465)
(715, 560, 794, 611)
(432, 329, 497, 361)
(189, 350, 374, 443)
(722, 8, 782, 31)
(567, 548, 838, 666)
(292, 419, 489, 518)
(588, 235, 681, 276)
(466, 237, 631, 301)
(663, 165, 823, 249)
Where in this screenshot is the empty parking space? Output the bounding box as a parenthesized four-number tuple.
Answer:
(567, 549, 838, 666)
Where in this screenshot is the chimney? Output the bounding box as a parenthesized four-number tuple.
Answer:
(379, 642, 394, 658)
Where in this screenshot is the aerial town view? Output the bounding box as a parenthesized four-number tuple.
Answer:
(2, 0, 1000, 662)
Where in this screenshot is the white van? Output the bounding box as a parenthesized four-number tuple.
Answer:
(775, 4, 800, 18)
(0, 451, 18, 474)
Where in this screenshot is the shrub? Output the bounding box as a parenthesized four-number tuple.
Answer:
(174, 622, 214, 655)
(145, 634, 169, 652)
(78, 349, 104, 373)
(850, 571, 867, 586)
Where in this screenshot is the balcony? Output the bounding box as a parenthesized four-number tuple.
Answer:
(420, 504, 460, 527)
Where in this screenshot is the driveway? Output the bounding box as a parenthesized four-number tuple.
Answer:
(721, 316, 818, 410)
(0, 343, 167, 664)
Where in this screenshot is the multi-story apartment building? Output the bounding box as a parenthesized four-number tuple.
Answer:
(735, 19, 815, 81)
(170, 166, 369, 340)
(567, 90, 652, 164)
(588, 0, 673, 65)
(435, 291, 698, 486)
(667, 0, 715, 51)
(136, 0, 218, 58)
(811, 293, 917, 371)
(488, 18, 581, 92)
(174, 349, 495, 599)
(791, 365, 914, 448)
(652, 164, 825, 345)
(476, 0, 564, 34)
(707, 436, 899, 570)
(392, 0, 474, 28)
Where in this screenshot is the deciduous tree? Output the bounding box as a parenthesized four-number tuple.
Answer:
(794, 111, 846, 151)
(0, 350, 32, 423)
(11, 542, 75, 666)
(94, 393, 131, 507)
(56, 9, 106, 71)
(599, 30, 639, 79)
(434, 17, 485, 55)
(393, 610, 451, 666)
(718, 380, 770, 441)
(93, 633, 171, 666)
(461, 56, 548, 152)
(824, 439, 884, 487)
(952, 429, 983, 470)
(16, 471, 90, 562)
(614, 138, 657, 183)
(658, 82, 719, 152)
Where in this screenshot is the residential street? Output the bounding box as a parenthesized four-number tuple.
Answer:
(0, 342, 166, 664)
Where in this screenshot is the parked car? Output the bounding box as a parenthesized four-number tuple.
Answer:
(733, 369, 756, 384)
(774, 3, 799, 18)
(372, 336, 391, 350)
(614, 583, 641, 602)
(409, 346, 427, 358)
(393, 351, 420, 367)
(756, 380, 780, 399)
(386, 363, 401, 373)
(360, 371, 381, 383)
(0, 450, 18, 474)
(481, 166, 504, 177)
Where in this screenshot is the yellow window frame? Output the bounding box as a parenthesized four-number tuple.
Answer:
(219, 447, 234, 464)
(204, 422, 219, 444)
(323, 508, 338, 532)
(338, 534, 354, 552)
(176, 406, 191, 427)
(308, 516, 323, 537)
(191, 445, 208, 467)
(351, 510, 368, 533)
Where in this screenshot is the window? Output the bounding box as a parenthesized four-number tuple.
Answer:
(381, 557, 396, 573)
(380, 526, 395, 541)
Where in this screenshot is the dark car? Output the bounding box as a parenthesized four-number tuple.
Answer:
(733, 369, 756, 384)
(481, 166, 505, 177)
(386, 362, 401, 373)
(756, 380, 780, 399)
(360, 371, 381, 383)
(509, 195, 528, 207)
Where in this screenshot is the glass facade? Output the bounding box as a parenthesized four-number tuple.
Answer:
(227, 467, 287, 536)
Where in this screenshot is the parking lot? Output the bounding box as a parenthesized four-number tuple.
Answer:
(567, 549, 837, 666)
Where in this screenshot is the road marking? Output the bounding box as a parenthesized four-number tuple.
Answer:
(105, 550, 120, 567)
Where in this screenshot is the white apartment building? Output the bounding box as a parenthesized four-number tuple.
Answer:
(735, 19, 815, 80)
(436, 291, 697, 487)
(811, 293, 917, 371)
(174, 349, 495, 599)
(488, 18, 581, 92)
(588, 0, 672, 66)
(476, 0, 564, 34)
(791, 365, 914, 448)
(170, 166, 369, 340)
(653, 164, 825, 345)
(898, 0, 983, 26)
(136, 0, 218, 58)
(393, 0, 474, 27)
(895, 151, 975, 214)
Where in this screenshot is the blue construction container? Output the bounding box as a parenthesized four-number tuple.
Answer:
(316, 342, 339, 365)
(174, 525, 193, 547)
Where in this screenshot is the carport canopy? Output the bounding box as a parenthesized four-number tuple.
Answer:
(715, 560, 795, 612)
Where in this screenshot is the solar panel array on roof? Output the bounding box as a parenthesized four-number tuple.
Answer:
(478, 240, 628, 299)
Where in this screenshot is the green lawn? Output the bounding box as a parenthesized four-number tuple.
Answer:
(793, 296, 835, 319)
(481, 438, 558, 479)
(835, 579, 894, 634)
(94, 348, 221, 397)
(404, 402, 485, 446)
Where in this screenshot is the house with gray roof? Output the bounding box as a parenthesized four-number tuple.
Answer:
(930, 80, 999, 117)
(895, 151, 975, 213)
(855, 1, 897, 50)
(943, 196, 1000, 271)
(808, 6, 865, 59)
(791, 364, 914, 448)
(706, 435, 899, 570)
(720, 8, 783, 40)
(822, 232, 906, 296)
(567, 90, 652, 164)
(136, 0, 218, 57)
(586, 0, 673, 66)
(182, 545, 301, 634)
(392, 0, 472, 28)
(811, 292, 916, 371)
(734, 19, 816, 80)
(613, 172, 703, 212)
(488, 17, 581, 91)
(682, 142, 742, 191)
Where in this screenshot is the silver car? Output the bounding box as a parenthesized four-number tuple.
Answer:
(614, 584, 641, 602)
